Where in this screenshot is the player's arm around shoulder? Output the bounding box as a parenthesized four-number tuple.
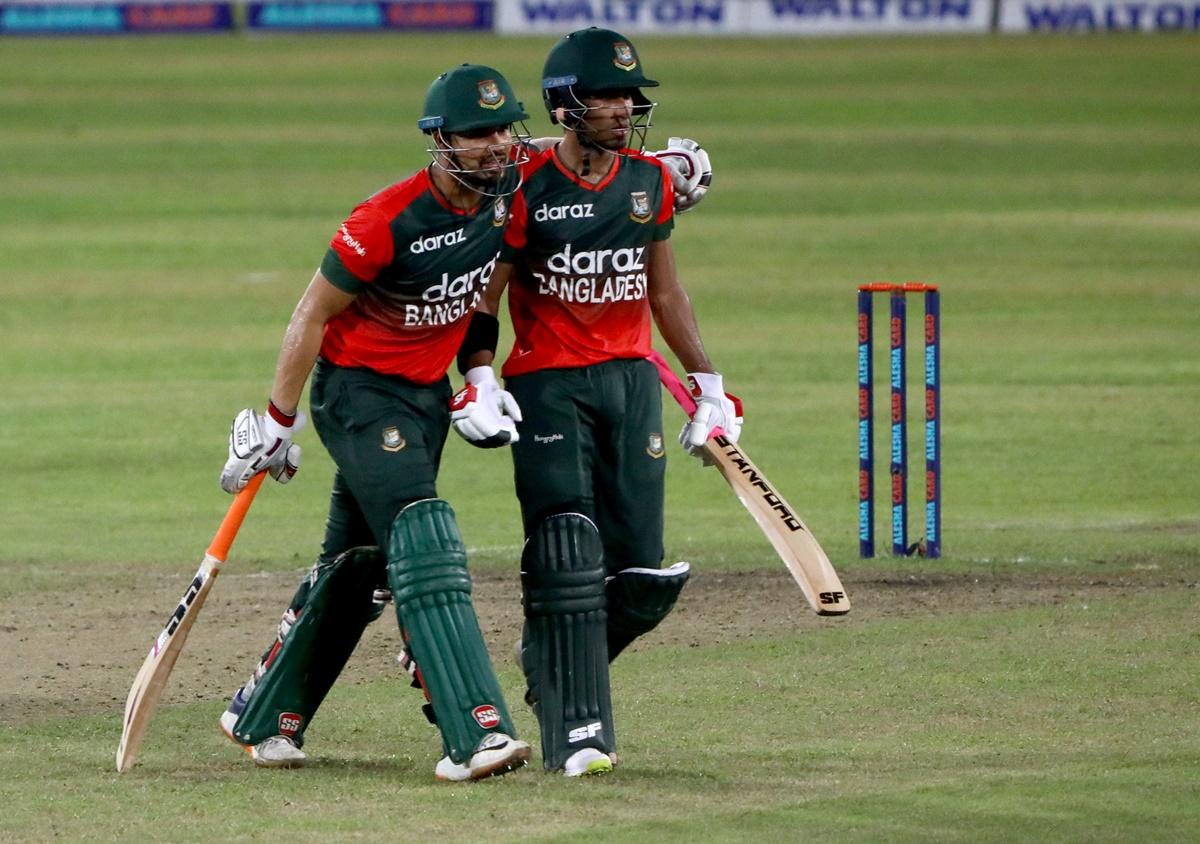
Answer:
(651, 137, 712, 215)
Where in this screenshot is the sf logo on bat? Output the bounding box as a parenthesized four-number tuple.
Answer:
(819, 591, 846, 605)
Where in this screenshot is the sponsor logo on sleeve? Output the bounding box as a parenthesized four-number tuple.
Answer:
(340, 224, 367, 257)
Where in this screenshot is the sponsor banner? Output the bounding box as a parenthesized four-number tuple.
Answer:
(999, 0, 1200, 30)
(497, 0, 990, 33)
(246, 0, 492, 30)
(496, 0, 744, 33)
(0, 1, 232, 33)
(748, 0, 991, 34)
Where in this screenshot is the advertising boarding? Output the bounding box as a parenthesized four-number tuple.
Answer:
(999, 0, 1200, 30)
(496, 0, 992, 33)
(0, 0, 233, 33)
(746, 0, 992, 34)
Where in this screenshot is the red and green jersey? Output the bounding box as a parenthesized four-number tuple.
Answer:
(319, 167, 512, 384)
(499, 146, 673, 379)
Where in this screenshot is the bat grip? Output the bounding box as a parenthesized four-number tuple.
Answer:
(647, 350, 726, 439)
(206, 472, 266, 562)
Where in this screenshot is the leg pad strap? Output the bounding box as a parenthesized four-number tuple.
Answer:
(606, 561, 691, 661)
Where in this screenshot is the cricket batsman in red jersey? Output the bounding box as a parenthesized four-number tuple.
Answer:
(471, 28, 742, 777)
(212, 65, 535, 780)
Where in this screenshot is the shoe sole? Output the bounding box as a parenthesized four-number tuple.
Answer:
(565, 757, 614, 777)
(470, 744, 531, 781)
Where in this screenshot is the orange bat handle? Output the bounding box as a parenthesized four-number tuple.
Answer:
(206, 472, 266, 562)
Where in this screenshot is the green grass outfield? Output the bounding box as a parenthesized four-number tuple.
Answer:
(1, 34, 1198, 842)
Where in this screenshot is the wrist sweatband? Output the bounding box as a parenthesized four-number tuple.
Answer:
(457, 311, 500, 375)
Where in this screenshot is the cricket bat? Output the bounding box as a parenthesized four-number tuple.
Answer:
(648, 352, 850, 616)
(116, 472, 266, 773)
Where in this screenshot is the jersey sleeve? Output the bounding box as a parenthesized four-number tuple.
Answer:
(319, 203, 395, 294)
(652, 162, 675, 242)
(500, 187, 529, 261)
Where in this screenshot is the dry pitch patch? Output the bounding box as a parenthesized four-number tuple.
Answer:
(1, 566, 1186, 731)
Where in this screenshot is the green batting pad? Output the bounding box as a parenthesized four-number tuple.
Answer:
(388, 499, 516, 764)
(233, 547, 383, 746)
(521, 512, 614, 770)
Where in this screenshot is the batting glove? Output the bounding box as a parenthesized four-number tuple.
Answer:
(654, 137, 712, 215)
(679, 372, 743, 455)
(219, 405, 304, 494)
(450, 366, 522, 449)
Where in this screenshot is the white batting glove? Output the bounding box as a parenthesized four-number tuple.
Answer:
(219, 406, 304, 493)
(679, 372, 743, 456)
(654, 137, 712, 214)
(450, 366, 522, 449)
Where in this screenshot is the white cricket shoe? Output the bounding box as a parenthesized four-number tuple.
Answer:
(563, 747, 613, 777)
(435, 732, 531, 782)
(248, 735, 306, 769)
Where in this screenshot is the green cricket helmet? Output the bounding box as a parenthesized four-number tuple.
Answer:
(418, 63, 529, 135)
(418, 64, 530, 198)
(542, 27, 658, 133)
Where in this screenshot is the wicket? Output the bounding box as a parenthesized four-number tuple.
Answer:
(857, 283, 941, 558)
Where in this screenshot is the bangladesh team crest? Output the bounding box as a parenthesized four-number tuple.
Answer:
(613, 42, 637, 71)
(646, 432, 665, 458)
(629, 191, 652, 223)
(478, 79, 505, 110)
(493, 195, 508, 227)
(382, 427, 406, 452)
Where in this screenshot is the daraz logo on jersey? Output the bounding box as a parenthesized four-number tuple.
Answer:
(535, 243, 648, 305)
(534, 202, 595, 222)
(404, 251, 499, 328)
(546, 243, 645, 276)
(410, 228, 466, 254)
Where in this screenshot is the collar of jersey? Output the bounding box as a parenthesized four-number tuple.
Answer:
(424, 166, 482, 216)
(550, 145, 621, 192)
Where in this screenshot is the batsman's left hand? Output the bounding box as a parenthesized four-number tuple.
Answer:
(654, 137, 712, 215)
(679, 372, 743, 456)
(450, 366, 522, 449)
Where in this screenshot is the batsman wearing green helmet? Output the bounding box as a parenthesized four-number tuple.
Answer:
(471, 28, 742, 777)
(213, 64, 536, 780)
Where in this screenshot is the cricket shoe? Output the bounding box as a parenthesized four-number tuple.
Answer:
(563, 748, 613, 778)
(219, 685, 306, 769)
(434, 732, 531, 782)
(247, 736, 306, 769)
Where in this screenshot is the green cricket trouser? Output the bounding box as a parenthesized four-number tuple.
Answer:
(309, 358, 452, 559)
(506, 357, 666, 573)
